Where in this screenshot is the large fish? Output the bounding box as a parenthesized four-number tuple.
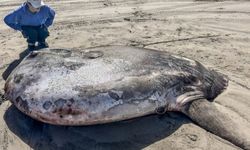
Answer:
(4, 46, 250, 149)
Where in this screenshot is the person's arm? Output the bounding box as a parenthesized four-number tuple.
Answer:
(4, 8, 22, 31)
(44, 7, 55, 27)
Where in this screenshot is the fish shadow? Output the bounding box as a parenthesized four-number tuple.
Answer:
(4, 105, 191, 150)
(2, 49, 30, 80)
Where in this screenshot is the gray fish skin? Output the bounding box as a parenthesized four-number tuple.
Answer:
(4, 46, 228, 125)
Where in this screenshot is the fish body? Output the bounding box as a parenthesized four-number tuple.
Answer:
(4, 46, 228, 125)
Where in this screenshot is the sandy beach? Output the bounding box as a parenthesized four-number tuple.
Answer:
(0, 0, 250, 150)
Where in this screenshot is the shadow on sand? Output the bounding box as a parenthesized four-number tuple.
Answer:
(2, 49, 30, 81)
(4, 105, 190, 150)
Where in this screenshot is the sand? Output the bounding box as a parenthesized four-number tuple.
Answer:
(0, 0, 250, 150)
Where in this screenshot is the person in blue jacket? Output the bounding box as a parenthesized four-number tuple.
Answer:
(4, 0, 55, 51)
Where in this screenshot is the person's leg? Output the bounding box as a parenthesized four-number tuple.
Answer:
(21, 26, 38, 51)
(37, 25, 49, 49)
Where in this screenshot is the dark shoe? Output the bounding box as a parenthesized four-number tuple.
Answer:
(37, 42, 49, 50)
(28, 44, 36, 51)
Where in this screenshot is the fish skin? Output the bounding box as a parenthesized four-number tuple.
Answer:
(4, 46, 228, 125)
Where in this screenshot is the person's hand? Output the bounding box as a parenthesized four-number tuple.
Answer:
(40, 24, 47, 30)
(21, 26, 28, 38)
(40, 24, 49, 36)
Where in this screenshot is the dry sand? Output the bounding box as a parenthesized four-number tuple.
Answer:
(0, 0, 250, 150)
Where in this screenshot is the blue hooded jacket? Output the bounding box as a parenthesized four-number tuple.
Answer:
(4, 3, 55, 31)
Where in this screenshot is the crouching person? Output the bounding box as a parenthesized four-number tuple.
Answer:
(4, 0, 55, 51)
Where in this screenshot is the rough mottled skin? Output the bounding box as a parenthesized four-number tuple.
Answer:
(4, 46, 228, 125)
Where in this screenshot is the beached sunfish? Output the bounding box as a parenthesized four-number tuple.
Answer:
(4, 46, 250, 149)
